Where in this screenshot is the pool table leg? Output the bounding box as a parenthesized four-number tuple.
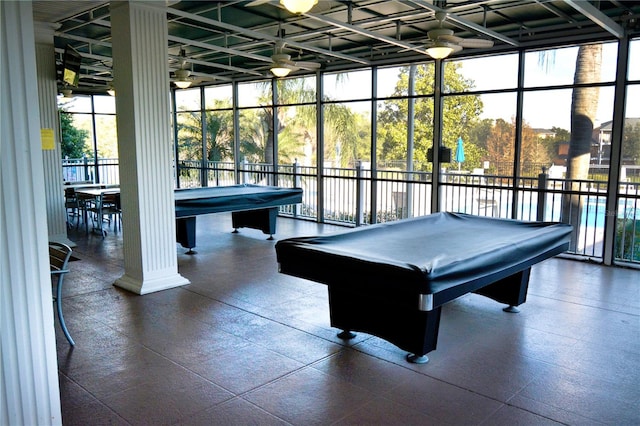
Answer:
(474, 267, 531, 312)
(337, 330, 356, 339)
(231, 207, 278, 239)
(328, 285, 442, 364)
(176, 217, 197, 254)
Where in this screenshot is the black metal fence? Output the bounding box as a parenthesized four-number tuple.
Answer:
(62, 158, 640, 264)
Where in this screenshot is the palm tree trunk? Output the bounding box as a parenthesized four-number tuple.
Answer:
(561, 44, 602, 249)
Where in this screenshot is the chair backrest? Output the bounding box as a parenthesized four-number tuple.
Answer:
(50, 242, 72, 275)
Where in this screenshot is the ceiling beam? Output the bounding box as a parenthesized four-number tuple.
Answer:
(168, 35, 270, 76)
(404, 0, 520, 47)
(562, 0, 625, 38)
(167, 6, 371, 66)
(303, 10, 431, 56)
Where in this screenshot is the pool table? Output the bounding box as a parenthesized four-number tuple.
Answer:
(275, 212, 572, 363)
(175, 184, 302, 253)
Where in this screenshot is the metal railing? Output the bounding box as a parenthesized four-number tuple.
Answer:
(62, 158, 640, 264)
(62, 157, 120, 185)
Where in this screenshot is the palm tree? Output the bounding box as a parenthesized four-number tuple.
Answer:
(562, 44, 602, 248)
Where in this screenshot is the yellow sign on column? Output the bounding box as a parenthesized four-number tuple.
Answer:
(41, 128, 55, 150)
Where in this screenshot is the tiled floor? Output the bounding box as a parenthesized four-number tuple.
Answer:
(57, 213, 639, 425)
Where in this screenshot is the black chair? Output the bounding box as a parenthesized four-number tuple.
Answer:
(64, 187, 82, 229)
(49, 242, 75, 346)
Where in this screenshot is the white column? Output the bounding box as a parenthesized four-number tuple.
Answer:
(111, 0, 189, 294)
(34, 22, 76, 247)
(1, 2, 62, 425)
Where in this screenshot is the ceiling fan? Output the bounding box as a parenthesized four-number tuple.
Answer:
(425, 12, 494, 59)
(169, 47, 215, 88)
(269, 40, 321, 77)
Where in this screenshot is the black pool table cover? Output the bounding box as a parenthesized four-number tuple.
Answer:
(275, 212, 572, 362)
(174, 184, 303, 217)
(174, 184, 303, 252)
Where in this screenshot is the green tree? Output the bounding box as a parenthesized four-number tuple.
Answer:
(176, 103, 234, 163)
(376, 63, 484, 171)
(238, 77, 362, 167)
(59, 110, 90, 158)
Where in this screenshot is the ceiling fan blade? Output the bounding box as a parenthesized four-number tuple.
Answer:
(246, 0, 271, 6)
(459, 38, 494, 48)
(438, 34, 463, 43)
(291, 60, 320, 70)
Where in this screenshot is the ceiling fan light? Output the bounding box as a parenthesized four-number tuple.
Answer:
(427, 43, 454, 60)
(270, 66, 291, 77)
(280, 0, 317, 14)
(174, 80, 192, 89)
(173, 68, 192, 88)
(61, 88, 73, 98)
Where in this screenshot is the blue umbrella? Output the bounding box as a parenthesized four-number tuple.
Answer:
(455, 137, 465, 170)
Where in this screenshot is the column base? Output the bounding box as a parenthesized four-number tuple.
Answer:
(114, 272, 190, 295)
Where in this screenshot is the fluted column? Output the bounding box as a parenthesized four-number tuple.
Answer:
(34, 22, 75, 247)
(111, 0, 189, 294)
(1, 2, 62, 425)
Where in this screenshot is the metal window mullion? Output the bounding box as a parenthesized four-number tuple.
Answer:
(603, 36, 630, 265)
(233, 81, 241, 184)
(201, 86, 208, 187)
(431, 59, 444, 214)
(90, 95, 100, 183)
(317, 70, 325, 223)
(511, 50, 526, 219)
(272, 81, 278, 187)
(370, 66, 378, 224)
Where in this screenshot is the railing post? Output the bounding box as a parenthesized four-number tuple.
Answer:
(83, 156, 90, 182)
(242, 157, 249, 184)
(355, 161, 364, 226)
(201, 159, 208, 188)
(537, 166, 548, 221)
(293, 160, 300, 218)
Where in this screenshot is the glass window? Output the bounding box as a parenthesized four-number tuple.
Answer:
(524, 42, 617, 88)
(376, 64, 434, 98)
(322, 101, 371, 167)
(93, 95, 116, 114)
(616, 85, 640, 261)
(522, 88, 572, 175)
(175, 88, 201, 111)
(61, 95, 92, 113)
(323, 69, 372, 101)
(95, 115, 118, 158)
(204, 110, 234, 162)
(276, 76, 316, 105)
(442, 94, 494, 172)
(376, 98, 408, 169)
(205, 85, 233, 109)
(629, 38, 640, 81)
(238, 80, 272, 108)
(277, 104, 316, 166)
(238, 106, 273, 164)
(176, 111, 203, 161)
(451, 54, 518, 92)
(377, 66, 406, 98)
